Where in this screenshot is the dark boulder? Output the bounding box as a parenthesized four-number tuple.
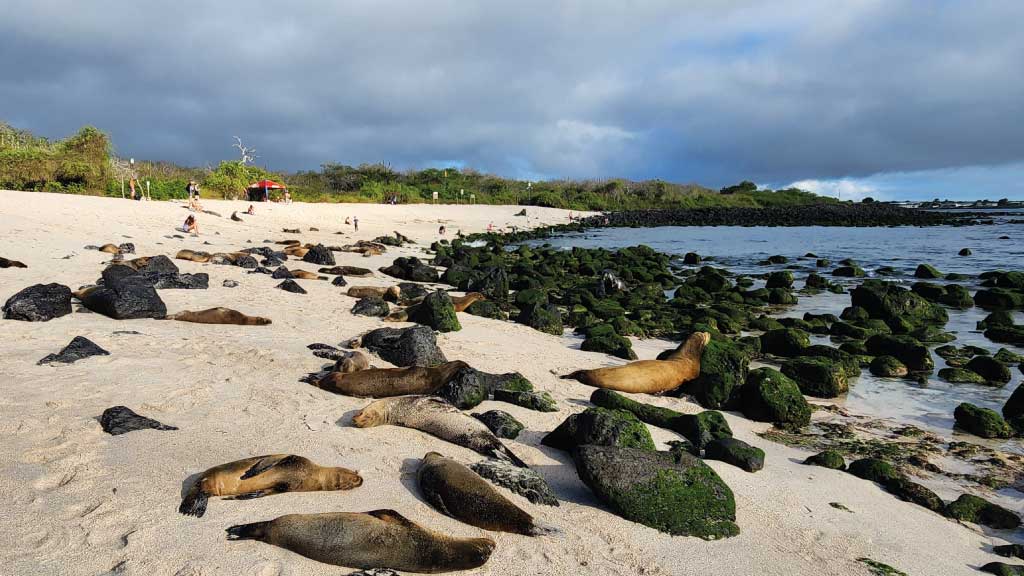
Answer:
(580, 323, 636, 360)
(3, 283, 72, 321)
(980, 562, 1024, 575)
(886, 477, 945, 513)
(851, 280, 948, 332)
(302, 244, 336, 266)
(832, 266, 865, 277)
(38, 336, 109, 365)
(100, 406, 178, 435)
(914, 263, 942, 279)
(472, 410, 524, 439)
(379, 257, 439, 282)
(493, 389, 557, 412)
(781, 357, 848, 398)
(765, 271, 794, 289)
(847, 458, 900, 484)
(945, 494, 1020, 529)
(407, 290, 461, 332)
(869, 355, 908, 378)
(352, 297, 388, 316)
(803, 450, 846, 470)
(331, 275, 348, 287)
(959, 248, 972, 256)
(276, 279, 307, 294)
(864, 334, 933, 372)
(271, 266, 294, 279)
(954, 403, 1014, 438)
(760, 328, 810, 357)
(541, 407, 655, 452)
(572, 445, 739, 539)
(80, 276, 167, 319)
(589, 389, 731, 450)
(516, 303, 563, 335)
(1003, 384, 1024, 420)
(681, 338, 749, 409)
(965, 356, 1012, 384)
(470, 460, 559, 506)
(359, 325, 447, 367)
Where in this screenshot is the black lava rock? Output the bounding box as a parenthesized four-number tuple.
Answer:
(302, 244, 336, 266)
(3, 283, 72, 321)
(100, 406, 178, 435)
(80, 276, 167, 319)
(38, 336, 109, 365)
(359, 325, 447, 367)
(472, 410, 524, 439)
(276, 279, 307, 294)
(352, 297, 389, 316)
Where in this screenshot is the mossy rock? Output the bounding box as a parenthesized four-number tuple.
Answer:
(588, 299, 627, 320)
(741, 367, 811, 428)
(939, 284, 973, 309)
(683, 339, 749, 409)
(704, 437, 765, 472)
(675, 410, 733, 451)
(800, 345, 861, 378)
(767, 288, 798, 305)
(465, 299, 508, 320)
(683, 252, 701, 265)
(994, 348, 1024, 365)
(760, 328, 810, 357)
(541, 407, 655, 452)
(408, 290, 461, 332)
(580, 323, 637, 360)
(886, 477, 945, 513)
(1004, 384, 1024, 420)
(492, 389, 557, 412)
(832, 266, 865, 277)
(979, 561, 1024, 575)
(573, 445, 739, 539)
(864, 334, 933, 372)
(978, 310, 1015, 330)
(829, 321, 873, 340)
(975, 288, 1024, 310)
(803, 450, 846, 470)
(986, 325, 1024, 346)
(851, 280, 948, 332)
(965, 356, 1012, 384)
(938, 367, 989, 385)
(954, 403, 1014, 438)
(805, 273, 830, 290)
(944, 494, 1021, 529)
(841, 306, 870, 322)
(910, 326, 956, 344)
(911, 281, 945, 301)
(839, 340, 869, 356)
(870, 355, 908, 378)
(514, 288, 549, 308)
(781, 357, 849, 398)
(750, 316, 785, 332)
(472, 410, 524, 439)
(816, 259, 831, 267)
(765, 271, 794, 289)
(690, 267, 733, 293)
(847, 458, 901, 484)
(516, 303, 563, 335)
(914, 263, 943, 279)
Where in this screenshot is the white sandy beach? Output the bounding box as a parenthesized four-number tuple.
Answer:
(0, 190, 1010, 576)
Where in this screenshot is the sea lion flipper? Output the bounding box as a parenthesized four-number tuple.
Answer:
(179, 486, 209, 517)
(240, 455, 301, 480)
(366, 509, 419, 529)
(226, 521, 270, 541)
(226, 490, 270, 500)
(491, 445, 529, 469)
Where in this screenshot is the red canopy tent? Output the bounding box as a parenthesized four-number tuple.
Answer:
(247, 179, 287, 202)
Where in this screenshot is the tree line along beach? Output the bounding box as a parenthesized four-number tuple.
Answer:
(1, 189, 1022, 575)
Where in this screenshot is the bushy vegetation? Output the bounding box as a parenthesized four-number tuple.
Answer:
(1, 121, 836, 210)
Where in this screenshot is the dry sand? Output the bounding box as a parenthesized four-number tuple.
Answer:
(0, 190, 1010, 575)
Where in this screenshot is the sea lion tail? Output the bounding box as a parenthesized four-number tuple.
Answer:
(560, 370, 586, 383)
(178, 487, 209, 517)
(225, 521, 270, 541)
(528, 519, 562, 537)
(492, 445, 529, 469)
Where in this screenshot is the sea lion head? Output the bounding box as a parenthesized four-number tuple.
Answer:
(385, 285, 402, 300)
(352, 400, 388, 428)
(322, 466, 364, 490)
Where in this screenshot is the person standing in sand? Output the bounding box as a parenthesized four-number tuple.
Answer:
(353, 216, 359, 231)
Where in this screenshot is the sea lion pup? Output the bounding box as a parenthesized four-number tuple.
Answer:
(316, 360, 468, 397)
(179, 454, 363, 517)
(347, 285, 401, 301)
(353, 395, 528, 467)
(0, 256, 27, 268)
(226, 509, 495, 573)
(335, 350, 370, 373)
(176, 249, 212, 263)
(561, 331, 711, 394)
(165, 307, 272, 326)
(97, 243, 121, 254)
(417, 452, 558, 536)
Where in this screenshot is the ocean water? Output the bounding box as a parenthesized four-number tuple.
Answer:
(538, 219, 1024, 445)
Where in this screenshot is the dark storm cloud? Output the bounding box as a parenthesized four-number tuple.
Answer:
(2, 0, 1022, 191)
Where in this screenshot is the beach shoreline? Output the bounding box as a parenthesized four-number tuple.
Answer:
(0, 190, 1012, 575)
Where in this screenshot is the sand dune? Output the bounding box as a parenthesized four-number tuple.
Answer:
(0, 190, 1006, 575)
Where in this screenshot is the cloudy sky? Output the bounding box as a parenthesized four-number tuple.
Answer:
(3, 0, 1022, 200)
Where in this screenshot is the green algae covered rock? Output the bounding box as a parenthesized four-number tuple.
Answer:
(740, 367, 811, 427)
(465, 299, 508, 320)
(864, 334, 934, 372)
(516, 302, 563, 335)
(938, 367, 988, 385)
(588, 389, 733, 450)
(541, 407, 655, 452)
(408, 289, 461, 332)
(492, 389, 557, 412)
(683, 338, 749, 409)
(886, 477, 945, 513)
(573, 445, 739, 539)
(1004, 383, 1024, 420)
(965, 355, 1012, 384)
(980, 562, 1024, 575)
(760, 328, 810, 357)
(847, 458, 901, 484)
(803, 450, 846, 470)
(580, 322, 637, 360)
(870, 355, 909, 378)
(954, 403, 1014, 438)
(704, 437, 765, 472)
(765, 271, 794, 289)
(914, 263, 943, 279)
(781, 357, 849, 398)
(851, 280, 948, 332)
(832, 265, 865, 277)
(945, 494, 1021, 529)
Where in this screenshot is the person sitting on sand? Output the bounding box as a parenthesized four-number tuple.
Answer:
(181, 214, 199, 236)
(345, 216, 351, 225)
(487, 222, 494, 232)
(438, 225, 446, 236)
(246, 204, 255, 215)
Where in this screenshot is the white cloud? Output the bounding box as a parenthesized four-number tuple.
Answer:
(788, 179, 880, 201)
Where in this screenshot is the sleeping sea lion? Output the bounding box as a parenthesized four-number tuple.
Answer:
(347, 285, 401, 301)
(226, 509, 494, 573)
(335, 350, 370, 373)
(561, 331, 710, 394)
(98, 243, 121, 254)
(353, 395, 527, 467)
(291, 269, 326, 280)
(417, 452, 557, 536)
(384, 292, 485, 322)
(176, 249, 212, 263)
(179, 454, 362, 517)
(0, 257, 27, 268)
(165, 307, 271, 325)
(315, 361, 468, 397)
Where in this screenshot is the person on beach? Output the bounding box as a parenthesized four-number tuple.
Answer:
(345, 216, 351, 225)
(487, 222, 494, 232)
(353, 216, 359, 231)
(284, 190, 292, 204)
(246, 204, 255, 215)
(181, 214, 198, 235)
(438, 225, 446, 236)
(129, 177, 137, 200)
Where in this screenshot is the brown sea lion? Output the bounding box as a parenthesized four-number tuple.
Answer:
(0, 257, 27, 268)
(348, 285, 401, 301)
(561, 331, 710, 394)
(98, 243, 121, 254)
(179, 454, 362, 517)
(291, 270, 326, 280)
(417, 452, 558, 536)
(176, 249, 212, 263)
(315, 361, 468, 397)
(335, 350, 370, 373)
(384, 292, 484, 322)
(226, 509, 494, 573)
(165, 307, 272, 325)
(353, 395, 527, 467)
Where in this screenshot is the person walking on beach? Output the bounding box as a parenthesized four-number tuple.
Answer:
(129, 177, 137, 200)
(353, 216, 359, 232)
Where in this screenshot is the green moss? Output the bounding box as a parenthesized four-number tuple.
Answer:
(857, 558, 908, 576)
(914, 263, 943, 279)
(954, 403, 1014, 438)
(781, 357, 849, 398)
(760, 328, 810, 357)
(685, 339, 749, 409)
(870, 355, 908, 378)
(542, 407, 655, 451)
(944, 494, 1021, 529)
(938, 367, 988, 384)
(614, 467, 739, 539)
(492, 390, 557, 412)
(847, 458, 900, 484)
(804, 450, 846, 470)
